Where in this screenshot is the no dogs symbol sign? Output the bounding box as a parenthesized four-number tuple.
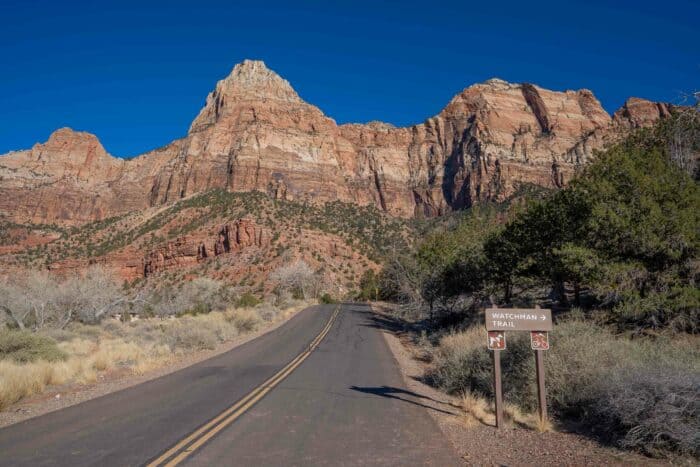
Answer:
(487, 331, 506, 350)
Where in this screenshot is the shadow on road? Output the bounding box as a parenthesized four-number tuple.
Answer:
(349, 385, 455, 416)
(358, 312, 406, 333)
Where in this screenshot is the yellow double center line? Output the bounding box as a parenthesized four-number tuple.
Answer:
(147, 306, 341, 467)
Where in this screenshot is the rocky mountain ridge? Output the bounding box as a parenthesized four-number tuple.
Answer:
(0, 59, 673, 225)
(3, 189, 405, 292)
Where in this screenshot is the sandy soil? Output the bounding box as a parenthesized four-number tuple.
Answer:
(0, 303, 310, 428)
(372, 303, 669, 467)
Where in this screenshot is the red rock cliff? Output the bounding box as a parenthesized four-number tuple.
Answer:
(0, 60, 672, 224)
(143, 218, 270, 277)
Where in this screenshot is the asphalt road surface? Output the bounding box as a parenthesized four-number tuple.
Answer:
(0, 303, 460, 466)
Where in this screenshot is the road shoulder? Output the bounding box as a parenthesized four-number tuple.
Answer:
(372, 302, 663, 466)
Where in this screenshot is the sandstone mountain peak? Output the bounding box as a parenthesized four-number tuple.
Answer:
(44, 127, 106, 149)
(479, 77, 519, 90)
(0, 125, 125, 223)
(225, 60, 288, 86)
(0, 64, 674, 226)
(189, 59, 303, 132)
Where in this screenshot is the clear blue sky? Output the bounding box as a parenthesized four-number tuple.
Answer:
(1, 0, 697, 158)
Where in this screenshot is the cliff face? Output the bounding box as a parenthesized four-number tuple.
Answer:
(0, 128, 125, 224)
(0, 128, 175, 224)
(142, 218, 271, 277)
(0, 60, 671, 224)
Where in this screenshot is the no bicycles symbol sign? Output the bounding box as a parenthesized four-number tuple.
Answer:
(530, 331, 549, 350)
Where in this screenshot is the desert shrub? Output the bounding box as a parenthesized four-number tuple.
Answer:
(100, 320, 128, 338)
(430, 321, 700, 458)
(318, 293, 338, 304)
(610, 287, 700, 334)
(66, 322, 104, 341)
(593, 368, 699, 458)
(39, 327, 78, 343)
(430, 327, 492, 396)
(163, 318, 218, 351)
(271, 290, 293, 309)
(0, 330, 67, 363)
(357, 269, 380, 301)
(117, 319, 165, 344)
(225, 308, 262, 333)
(236, 292, 261, 308)
(430, 327, 536, 409)
(254, 304, 279, 322)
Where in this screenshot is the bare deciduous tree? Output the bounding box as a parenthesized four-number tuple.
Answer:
(59, 266, 124, 324)
(668, 94, 699, 177)
(0, 271, 62, 330)
(0, 281, 32, 330)
(0, 266, 140, 329)
(270, 260, 316, 299)
(380, 247, 426, 317)
(151, 277, 227, 316)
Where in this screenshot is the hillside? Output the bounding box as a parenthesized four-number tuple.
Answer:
(1, 190, 411, 294)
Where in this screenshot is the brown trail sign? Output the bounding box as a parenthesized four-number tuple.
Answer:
(485, 308, 552, 331)
(485, 306, 552, 429)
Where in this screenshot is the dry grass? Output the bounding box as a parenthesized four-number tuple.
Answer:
(0, 300, 310, 411)
(535, 414, 554, 433)
(223, 307, 261, 333)
(459, 390, 553, 432)
(460, 391, 492, 427)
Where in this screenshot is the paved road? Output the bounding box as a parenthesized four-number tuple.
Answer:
(0, 303, 460, 466)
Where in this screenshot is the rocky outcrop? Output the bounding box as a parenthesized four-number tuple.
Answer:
(143, 236, 204, 276)
(613, 97, 673, 129)
(0, 60, 673, 224)
(144, 218, 270, 276)
(213, 218, 270, 255)
(47, 247, 144, 282)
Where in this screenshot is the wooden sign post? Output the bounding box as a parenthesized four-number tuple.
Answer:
(485, 307, 552, 429)
(534, 346, 547, 425)
(530, 329, 549, 425)
(492, 349, 504, 428)
(486, 330, 506, 428)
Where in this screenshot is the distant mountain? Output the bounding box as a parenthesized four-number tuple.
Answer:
(0, 59, 672, 226)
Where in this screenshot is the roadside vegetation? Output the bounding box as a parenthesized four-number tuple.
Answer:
(368, 108, 700, 460)
(0, 267, 309, 411)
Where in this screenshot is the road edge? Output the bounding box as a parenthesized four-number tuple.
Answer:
(370, 303, 469, 464)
